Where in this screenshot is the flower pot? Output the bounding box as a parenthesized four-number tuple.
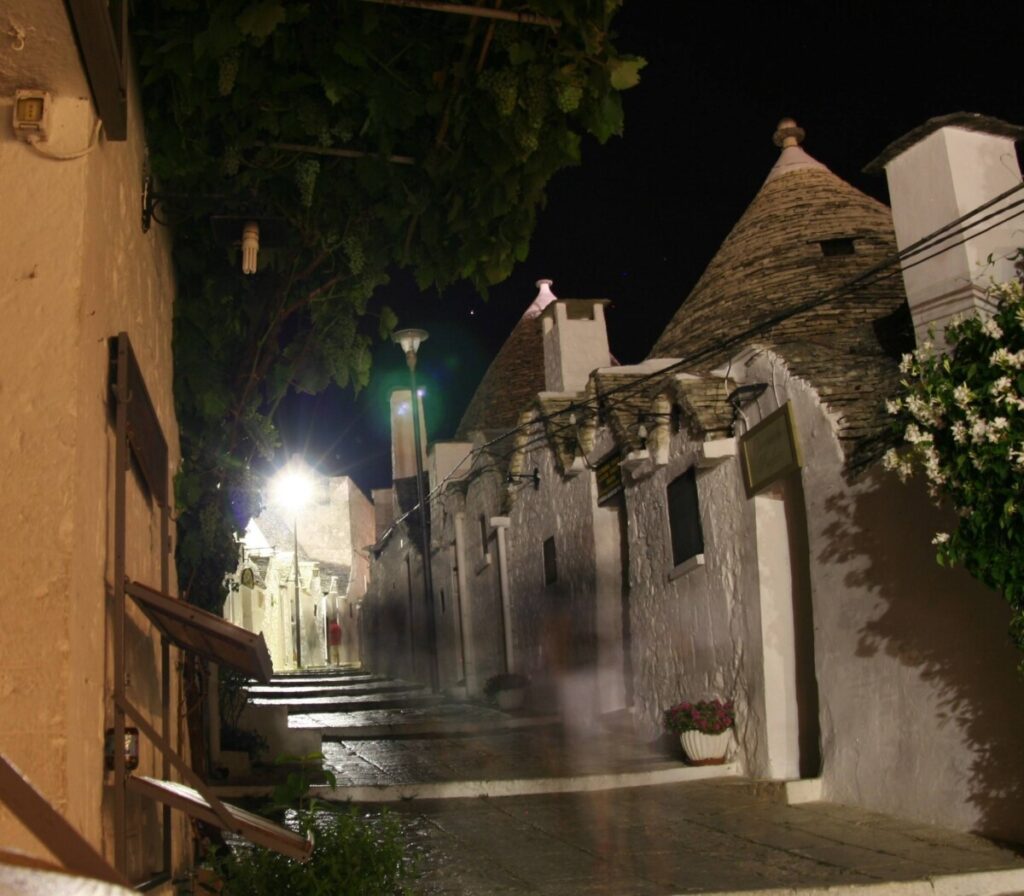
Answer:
(679, 729, 731, 765)
(496, 687, 526, 711)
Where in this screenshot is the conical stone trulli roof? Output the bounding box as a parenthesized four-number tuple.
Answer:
(455, 279, 557, 440)
(650, 118, 911, 472)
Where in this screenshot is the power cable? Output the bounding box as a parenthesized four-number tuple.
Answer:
(374, 182, 1024, 544)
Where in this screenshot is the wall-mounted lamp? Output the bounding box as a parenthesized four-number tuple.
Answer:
(141, 173, 286, 274)
(727, 383, 769, 434)
(104, 727, 139, 772)
(727, 383, 768, 410)
(507, 467, 540, 490)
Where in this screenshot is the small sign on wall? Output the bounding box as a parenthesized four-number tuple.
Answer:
(740, 402, 802, 497)
(595, 451, 623, 505)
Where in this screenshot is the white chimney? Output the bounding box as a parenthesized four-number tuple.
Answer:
(537, 280, 611, 393)
(389, 388, 427, 481)
(871, 114, 1023, 348)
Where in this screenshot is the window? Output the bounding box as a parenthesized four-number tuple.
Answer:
(543, 537, 557, 585)
(819, 237, 855, 256)
(667, 467, 704, 568)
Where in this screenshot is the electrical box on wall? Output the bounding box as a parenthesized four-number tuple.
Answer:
(12, 90, 51, 141)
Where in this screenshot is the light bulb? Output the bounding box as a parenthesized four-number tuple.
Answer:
(241, 220, 259, 275)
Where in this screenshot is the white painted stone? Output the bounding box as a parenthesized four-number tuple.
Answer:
(881, 124, 1023, 347)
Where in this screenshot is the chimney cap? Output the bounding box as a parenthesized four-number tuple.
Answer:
(773, 117, 805, 149)
(863, 111, 1024, 174)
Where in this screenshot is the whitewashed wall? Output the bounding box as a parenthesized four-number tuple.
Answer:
(504, 435, 598, 713)
(623, 422, 766, 767)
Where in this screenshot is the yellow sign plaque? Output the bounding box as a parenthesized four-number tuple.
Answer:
(595, 451, 623, 505)
(740, 402, 802, 497)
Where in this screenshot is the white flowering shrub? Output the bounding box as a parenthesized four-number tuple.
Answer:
(885, 275, 1024, 654)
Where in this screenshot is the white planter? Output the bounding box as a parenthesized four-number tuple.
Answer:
(496, 687, 526, 711)
(679, 729, 731, 765)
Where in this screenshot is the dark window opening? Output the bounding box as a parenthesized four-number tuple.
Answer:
(479, 515, 489, 558)
(440, 589, 446, 614)
(667, 467, 704, 567)
(820, 237, 856, 257)
(543, 537, 557, 585)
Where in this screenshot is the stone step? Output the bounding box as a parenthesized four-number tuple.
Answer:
(249, 689, 446, 714)
(247, 681, 424, 700)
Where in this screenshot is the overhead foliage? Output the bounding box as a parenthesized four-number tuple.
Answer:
(885, 268, 1024, 659)
(131, 1, 643, 609)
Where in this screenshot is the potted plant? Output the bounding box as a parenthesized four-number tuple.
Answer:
(484, 673, 530, 711)
(663, 699, 735, 765)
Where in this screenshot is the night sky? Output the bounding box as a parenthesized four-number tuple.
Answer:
(275, 1, 1023, 496)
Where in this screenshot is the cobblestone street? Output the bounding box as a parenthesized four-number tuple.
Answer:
(219, 669, 1024, 895)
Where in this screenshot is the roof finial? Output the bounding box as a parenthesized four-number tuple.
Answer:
(773, 117, 806, 149)
(523, 278, 557, 319)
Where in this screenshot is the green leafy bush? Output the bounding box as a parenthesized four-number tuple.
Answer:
(886, 272, 1024, 654)
(210, 808, 413, 896)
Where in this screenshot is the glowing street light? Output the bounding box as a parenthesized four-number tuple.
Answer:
(271, 461, 313, 669)
(392, 328, 439, 692)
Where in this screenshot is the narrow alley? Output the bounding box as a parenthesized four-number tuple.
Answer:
(213, 668, 1024, 896)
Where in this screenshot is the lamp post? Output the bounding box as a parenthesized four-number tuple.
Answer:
(272, 464, 313, 670)
(393, 328, 440, 692)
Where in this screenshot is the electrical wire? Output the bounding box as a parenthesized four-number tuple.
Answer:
(373, 182, 1024, 546)
(24, 117, 103, 161)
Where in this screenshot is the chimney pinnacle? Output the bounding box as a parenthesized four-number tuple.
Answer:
(773, 117, 806, 149)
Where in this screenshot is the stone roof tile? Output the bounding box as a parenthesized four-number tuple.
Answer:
(650, 125, 910, 473)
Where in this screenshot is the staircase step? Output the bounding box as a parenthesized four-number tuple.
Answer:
(249, 689, 445, 714)
(247, 682, 423, 700)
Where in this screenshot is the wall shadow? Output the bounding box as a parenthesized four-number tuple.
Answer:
(818, 468, 1024, 844)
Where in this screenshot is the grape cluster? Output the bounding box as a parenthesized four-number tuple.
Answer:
(479, 69, 518, 118)
(554, 81, 583, 114)
(293, 158, 320, 208)
(515, 122, 539, 156)
(218, 52, 239, 96)
(341, 232, 365, 276)
(523, 71, 549, 127)
(222, 144, 241, 177)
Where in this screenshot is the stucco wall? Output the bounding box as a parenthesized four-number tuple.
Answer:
(0, 22, 188, 879)
(460, 466, 508, 690)
(624, 424, 765, 767)
(505, 435, 599, 713)
(739, 351, 1024, 841)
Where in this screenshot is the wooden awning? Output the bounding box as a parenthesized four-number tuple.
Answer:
(127, 777, 313, 861)
(125, 580, 273, 682)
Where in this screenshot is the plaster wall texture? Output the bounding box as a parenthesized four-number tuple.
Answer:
(460, 468, 509, 689)
(883, 126, 1022, 343)
(0, 27, 188, 877)
(345, 479, 374, 602)
(739, 352, 1024, 842)
(505, 437, 603, 717)
(624, 417, 766, 770)
(362, 532, 424, 682)
(541, 302, 611, 393)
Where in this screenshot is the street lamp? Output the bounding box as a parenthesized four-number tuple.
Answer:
(393, 328, 440, 692)
(272, 463, 313, 669)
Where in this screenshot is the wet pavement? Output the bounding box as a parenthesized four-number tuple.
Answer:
(234, 668, 1024, 895)
(385, 781, 1024, 895)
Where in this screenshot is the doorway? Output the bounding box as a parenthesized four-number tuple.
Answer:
(753, 472, 821, 779)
